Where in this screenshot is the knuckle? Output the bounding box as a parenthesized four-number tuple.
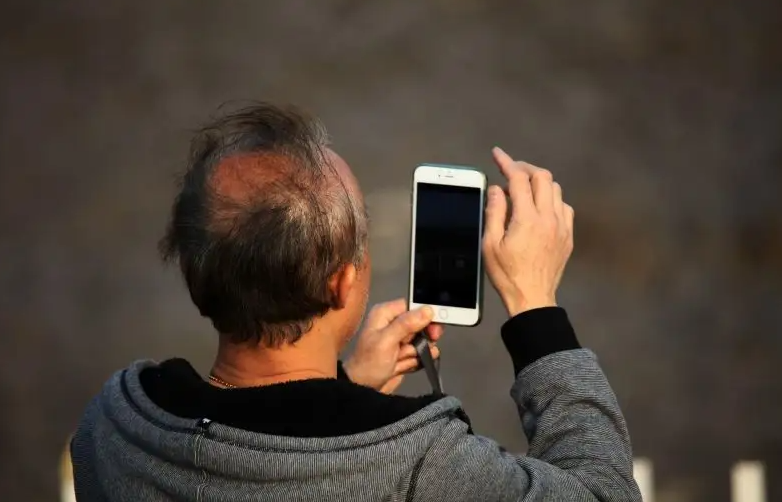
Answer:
(510, 163, 530, 176)
(539, 215, 559, 233)
(541, 211, 557, 224)
(402, 313, 419, 330)
(481, 241, 492, 255)
(508, 170, 530, 185)
(484, 234, 503, 253)
(396, 312, 411, 327)
(565, 237, 574, 254)
(515, 160, 536, 172)
(533, 168, 553, 182)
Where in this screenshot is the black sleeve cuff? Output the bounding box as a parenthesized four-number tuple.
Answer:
(337, 360, 351, 381)
(501, 307, 581, 376)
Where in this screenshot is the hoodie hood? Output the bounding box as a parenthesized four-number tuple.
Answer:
(76, 360, 464, 501)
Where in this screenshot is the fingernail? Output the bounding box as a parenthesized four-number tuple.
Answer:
(421, 306, 434, 319)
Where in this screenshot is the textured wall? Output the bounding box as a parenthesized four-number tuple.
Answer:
(1, 1, 781, 501)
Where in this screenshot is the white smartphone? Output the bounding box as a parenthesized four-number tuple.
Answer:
(408, 164, 487, 326)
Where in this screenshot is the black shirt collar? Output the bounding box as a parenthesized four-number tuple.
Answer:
(139, 358, 441, 437)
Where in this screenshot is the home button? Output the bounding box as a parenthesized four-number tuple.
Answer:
(438, 308, 449, 321)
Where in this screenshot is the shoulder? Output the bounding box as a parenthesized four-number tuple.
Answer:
(405, 411, 525, 501)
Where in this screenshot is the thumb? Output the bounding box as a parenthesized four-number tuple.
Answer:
(484, 185, 507, 246)
(363, 299, 408, 330)
(386, 306, 434, 342)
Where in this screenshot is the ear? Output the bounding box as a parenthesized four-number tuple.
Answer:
(328, 263, 357, 310)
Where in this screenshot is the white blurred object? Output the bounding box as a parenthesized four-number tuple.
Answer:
(61, 439, 76, 502)
(631, 457, 767, 502)
(731, 461, 766, 502)
(61, 481, 76, 502)
(633, 457, 654, 501)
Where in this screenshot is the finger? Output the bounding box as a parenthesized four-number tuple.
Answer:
(492, 147, 535, 217)
(387, 305, 434, 342)
(393, 358, 420, 375)
(362, 298, 407, 330)
(395, 345, 438, 374)
(396, 327, 441, 362)
(491, 146, 516, 178)
(398, 341, 439, 363)
(564, 203, 575, 234)
(530, 167, 555, 212)
(483, 185, 507, 247)
(493, 147, 537, 178)
(380, 374, 404, 394)
(425, 323, 443, 342)
(398, 344, 417, 360)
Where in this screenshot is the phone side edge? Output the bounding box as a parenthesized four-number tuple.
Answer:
(406, 169, 418, 311)
(477, 172, 487, 326)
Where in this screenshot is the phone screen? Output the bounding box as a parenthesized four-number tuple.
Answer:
(413, 182, 482, 308)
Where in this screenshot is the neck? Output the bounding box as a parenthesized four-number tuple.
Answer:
(210, 324, 340, 388)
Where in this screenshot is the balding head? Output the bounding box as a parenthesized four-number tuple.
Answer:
(160, 103, 368, 346)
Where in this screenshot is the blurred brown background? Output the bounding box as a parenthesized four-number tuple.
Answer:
(1, 1, 781, 501)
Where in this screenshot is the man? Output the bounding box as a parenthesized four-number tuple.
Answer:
(71, 103, 641, 501)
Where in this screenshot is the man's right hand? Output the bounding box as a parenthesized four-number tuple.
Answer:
(483, 147, 574, 317)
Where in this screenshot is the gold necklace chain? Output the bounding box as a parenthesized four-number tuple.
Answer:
(208, 374, 237, 389)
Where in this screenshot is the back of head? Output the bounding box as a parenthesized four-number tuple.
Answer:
(160, 103, 368, 347)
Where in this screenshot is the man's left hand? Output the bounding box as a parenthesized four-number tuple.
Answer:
(343, 299, 443, 394)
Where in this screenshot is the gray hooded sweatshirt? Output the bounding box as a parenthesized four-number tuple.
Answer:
(72, 350, 640, 501)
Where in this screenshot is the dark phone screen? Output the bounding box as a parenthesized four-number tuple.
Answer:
(412, 182, 482, 308)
